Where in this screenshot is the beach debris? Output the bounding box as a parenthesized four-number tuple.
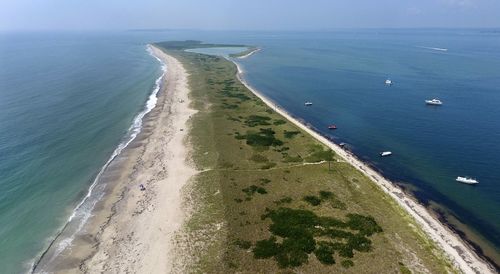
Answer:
(139, 184, 146, 191)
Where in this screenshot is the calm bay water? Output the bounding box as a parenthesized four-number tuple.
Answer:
(0, 29, 499, 272)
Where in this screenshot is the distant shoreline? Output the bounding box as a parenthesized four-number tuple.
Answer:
(232, 47, 261, 59)
(230, 54, 496, 274)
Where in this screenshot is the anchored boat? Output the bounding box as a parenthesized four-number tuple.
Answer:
(425, 98, 443, 105)
(328, 125, 337, 130)
(304, 102, 313, 106)
(385, 79, 393, 86)
(380, 151, 392, 157)
(456, 176, 479, 185)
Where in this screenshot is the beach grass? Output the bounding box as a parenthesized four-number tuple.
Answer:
(155, 41, 455, 273)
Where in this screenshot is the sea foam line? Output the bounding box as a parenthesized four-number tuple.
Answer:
(30, 45, 167, 273)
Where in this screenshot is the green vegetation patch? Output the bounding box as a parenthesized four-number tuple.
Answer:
(282, 153, 302, 163)
(283, 130, 301, 139)
(245, 115, 272, 127)
(234, 239, 252, 250)
(260, 162, 277, 169)
(273, 119, 287, 125)
(302, 191, 347, 210)
(274, 197, 293, 205)
(253, 207, 382, 268)
(242, 185, 268, 197)
(341, 259, 354, 268)
(259, 178, 271, 185)
(303, 195, 322, 206)
(305, 145, 335, 163)
(235, 128, 284, 148)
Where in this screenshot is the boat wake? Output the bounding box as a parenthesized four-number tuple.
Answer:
(417, 46, 449, 52)
(29, 45, 167, 273)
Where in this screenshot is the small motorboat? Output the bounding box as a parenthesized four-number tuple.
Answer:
(304, 102, 313, 106)
(339, 142, 346, 147)
(456, 176, 479, 185)
(380, 151, 392, 157)
(425, 98, 443, 106)
(328, 125, 337, 130)
(385, 79, 393, 86)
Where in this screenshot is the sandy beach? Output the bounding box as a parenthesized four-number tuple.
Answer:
(232, 59, 496, 274)
(33, 45, 196, 273)
(79, 46, 196, 273)
(237, 48, 261, 59)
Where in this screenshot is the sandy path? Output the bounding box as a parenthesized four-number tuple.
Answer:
(79, 46, 196, 273)
(232, 57, 495, 274)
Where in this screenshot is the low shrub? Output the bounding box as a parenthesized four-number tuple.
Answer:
(273, 119, 287, 125)
(245, 115, 272, 127)
(303, 195, 322, 206)
(242, 185, 268, 196)
(234, 239, 252, 249)
(341, 260, 354, 268)
(252, 207, 382, 268)
(283, 130, 301, 139)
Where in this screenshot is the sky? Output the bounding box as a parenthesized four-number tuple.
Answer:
(1, 0, 500, 31)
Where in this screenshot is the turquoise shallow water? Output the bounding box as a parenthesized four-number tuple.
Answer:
(1, 30, 499, 272)
(0, 32, 166, 273)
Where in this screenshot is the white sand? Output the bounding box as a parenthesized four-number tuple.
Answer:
(237, 48, 261, 59)
(79, 46, 196, 273)
(232, 59, 495, 274)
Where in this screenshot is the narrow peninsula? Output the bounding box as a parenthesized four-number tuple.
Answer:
(35, 41, 495, 273)
(151, 41, 496, 273)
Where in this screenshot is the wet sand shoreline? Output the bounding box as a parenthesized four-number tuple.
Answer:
(33, 45, 196, 273)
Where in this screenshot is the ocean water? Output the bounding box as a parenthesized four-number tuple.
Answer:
(0, 31, 168, 273)
(1, 29, 499, 272)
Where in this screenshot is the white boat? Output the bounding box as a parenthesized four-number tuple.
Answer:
(385, 79, 392, 86)
(456, 176, 479, 185)
(380, 151, 392, 157)
(425, 98, 443, 105)
(304, 102, 313, 106)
